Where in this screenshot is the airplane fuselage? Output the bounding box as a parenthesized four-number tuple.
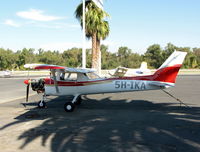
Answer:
(44, 78, 169, 96)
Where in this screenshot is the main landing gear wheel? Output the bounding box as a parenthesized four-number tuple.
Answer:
(74, 96, 82, 105)
(38, 100, 46, 108)
(64, 102, 75, 112)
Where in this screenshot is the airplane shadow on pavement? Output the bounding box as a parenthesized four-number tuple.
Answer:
(1, 95, 200, 152)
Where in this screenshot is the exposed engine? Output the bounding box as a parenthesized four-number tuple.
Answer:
(31, 79, 45, 93)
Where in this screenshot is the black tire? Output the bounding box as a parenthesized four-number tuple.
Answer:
(38, 100, 46, 108)
(64, 102, 75, 112)
(74, 96, 82, 105)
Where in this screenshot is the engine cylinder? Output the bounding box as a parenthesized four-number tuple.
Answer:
(31, 79, 45, 93)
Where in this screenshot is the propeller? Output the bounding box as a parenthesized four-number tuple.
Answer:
(26, 83, 30, 102)
(24, 79, 31, 102)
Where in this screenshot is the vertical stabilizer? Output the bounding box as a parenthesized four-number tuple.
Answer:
(140, 62, 148, 69)
(158, 51, 187, 70)
(153, 51, 187, 83)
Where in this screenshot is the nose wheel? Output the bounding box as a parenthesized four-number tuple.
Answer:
(38, 95, 46, 108)
(38, 100, 46, 108)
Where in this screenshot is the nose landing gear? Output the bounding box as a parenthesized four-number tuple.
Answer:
(38, 95, 46, 108)
(38, 100, 46, 108)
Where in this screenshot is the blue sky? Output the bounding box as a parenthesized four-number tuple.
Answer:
(0, 0, 200, 54)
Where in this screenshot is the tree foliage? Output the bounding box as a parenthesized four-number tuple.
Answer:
(0, 43, 200, 70)
(143, 44, 163, 68)
(75, 0, 110, 74)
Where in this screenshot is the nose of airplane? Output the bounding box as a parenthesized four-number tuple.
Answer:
(24, 79, 29, 85)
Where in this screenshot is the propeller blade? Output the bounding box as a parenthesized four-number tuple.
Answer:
(26, 84, 30, 102)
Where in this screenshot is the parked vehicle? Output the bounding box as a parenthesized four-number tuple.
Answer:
(0, 70, 11, 78)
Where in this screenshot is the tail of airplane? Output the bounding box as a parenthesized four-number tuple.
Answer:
(152, 51, 187, 83)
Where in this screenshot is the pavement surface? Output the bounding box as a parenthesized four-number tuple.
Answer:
(0, 75, 200, 152)
(0, 77, 38, 103)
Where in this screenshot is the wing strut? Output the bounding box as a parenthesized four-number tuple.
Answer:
(51, 69, 59, 93)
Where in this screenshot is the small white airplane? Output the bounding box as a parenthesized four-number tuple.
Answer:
(24, 51, 187, 112)
(109, 62, 151, 77)
(135, 61, 151, 75)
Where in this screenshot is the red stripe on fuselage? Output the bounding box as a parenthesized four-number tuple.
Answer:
(44, 64, 182, 86)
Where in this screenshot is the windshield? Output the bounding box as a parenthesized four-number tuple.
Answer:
(86, 73, 100, 79)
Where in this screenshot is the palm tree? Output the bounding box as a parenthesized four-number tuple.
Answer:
(75, 0, 110, 74)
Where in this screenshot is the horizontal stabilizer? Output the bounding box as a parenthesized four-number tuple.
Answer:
(149, 81, 175, 88)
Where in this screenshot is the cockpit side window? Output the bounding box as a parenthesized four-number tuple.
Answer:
(57, 72, 77, 81)
(65, 73, 77, 81)
(54, 71, 100, 81)
(60, 72, 65, 80)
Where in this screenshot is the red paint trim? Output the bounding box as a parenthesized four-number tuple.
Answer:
(35, 66, 65, 70)
(44, 64, 182, 86)
(152, 64, 182, 83)
(44, 78, 111, 86)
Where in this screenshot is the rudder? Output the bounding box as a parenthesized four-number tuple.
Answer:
(153, 51, 187, 83)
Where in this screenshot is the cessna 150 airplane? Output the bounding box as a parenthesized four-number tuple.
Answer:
(24, 51, 187, 112)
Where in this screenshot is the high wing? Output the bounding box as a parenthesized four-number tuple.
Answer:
(24, 64, 96, 73)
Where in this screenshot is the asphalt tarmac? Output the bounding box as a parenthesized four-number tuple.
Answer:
(0, 77, 37, 103)
(0, 75, 200, 152)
